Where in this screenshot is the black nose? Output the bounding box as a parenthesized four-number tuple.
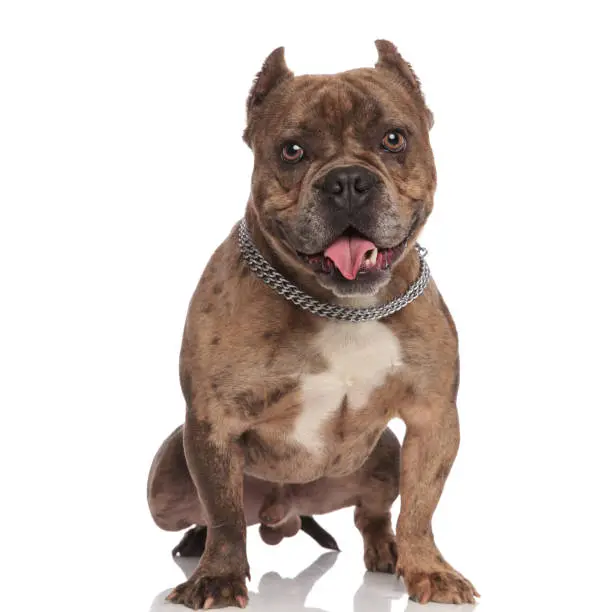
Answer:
(321, 165, 377, 209)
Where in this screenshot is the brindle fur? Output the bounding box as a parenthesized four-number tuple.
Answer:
(148, 40, 478, 608)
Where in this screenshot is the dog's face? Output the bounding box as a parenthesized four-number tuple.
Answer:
(244, 41, 436, 297)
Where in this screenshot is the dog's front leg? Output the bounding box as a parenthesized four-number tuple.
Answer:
(167, 411, 249, 610)
(396, 398, 479, 604)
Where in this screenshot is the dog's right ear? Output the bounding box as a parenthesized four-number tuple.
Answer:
(375, 40, 434, 129)
(244, 47, 293, 145)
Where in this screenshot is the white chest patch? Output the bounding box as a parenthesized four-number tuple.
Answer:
(293, 321, 403, 452)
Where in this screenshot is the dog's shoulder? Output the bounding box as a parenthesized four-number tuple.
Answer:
(384, 277, 458, 402)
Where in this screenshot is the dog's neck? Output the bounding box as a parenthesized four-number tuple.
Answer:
(243, 203, 423, 310)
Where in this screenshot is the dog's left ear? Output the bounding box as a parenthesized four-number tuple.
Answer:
(244, 47, 293, 145)
(375, 40, 434, 129)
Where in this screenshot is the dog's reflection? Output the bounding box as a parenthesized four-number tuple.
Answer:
(150, 551, 406, 612)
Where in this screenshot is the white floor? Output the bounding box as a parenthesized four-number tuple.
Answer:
(135, 502, 604, 612)
(146, 507, 463, 612)
(3, 465, 609, 612)
(150, 546, 409, 612)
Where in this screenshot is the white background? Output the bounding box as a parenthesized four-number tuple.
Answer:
(1, 2, 611, 611)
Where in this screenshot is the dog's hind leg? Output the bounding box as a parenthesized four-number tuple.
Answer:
(146, 426, 285, 531)
(147, 425, 204, 532)
(147, 425, 339, 553)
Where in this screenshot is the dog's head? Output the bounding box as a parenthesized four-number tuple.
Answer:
(244, 40, 436, 297)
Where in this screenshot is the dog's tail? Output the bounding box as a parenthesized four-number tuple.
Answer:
(300, 515, 340, 551)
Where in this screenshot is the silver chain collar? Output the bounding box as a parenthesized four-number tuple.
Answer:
(238, 218, 430, 322)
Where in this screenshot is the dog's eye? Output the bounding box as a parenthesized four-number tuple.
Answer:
(381, 130, 407, 153)
(281, 142, 305, 164)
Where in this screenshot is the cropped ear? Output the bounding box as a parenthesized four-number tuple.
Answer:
(374, 40, 434, 129)
(244, 47, 293, 144)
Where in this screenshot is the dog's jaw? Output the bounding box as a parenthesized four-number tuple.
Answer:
(298, 234, 410, 298)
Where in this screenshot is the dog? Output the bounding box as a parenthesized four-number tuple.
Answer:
(147, 40, 478, 608)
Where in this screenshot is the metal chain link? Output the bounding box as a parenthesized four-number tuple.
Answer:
(238, 218, 430, 322)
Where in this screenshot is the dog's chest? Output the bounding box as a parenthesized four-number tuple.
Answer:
(292, 321, 403, 452)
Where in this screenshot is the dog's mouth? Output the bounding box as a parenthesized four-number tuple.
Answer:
(298, 227, 408, 280)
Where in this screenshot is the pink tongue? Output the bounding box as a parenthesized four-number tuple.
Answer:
(324, 235, 376, 280)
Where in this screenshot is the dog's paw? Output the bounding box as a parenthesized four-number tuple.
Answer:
(399, 567, 479, 605)
(363, 532, 397, 574)
(166, 573, 248, 609)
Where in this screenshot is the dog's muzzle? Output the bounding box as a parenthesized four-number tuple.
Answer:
(318, 165, 379, 212)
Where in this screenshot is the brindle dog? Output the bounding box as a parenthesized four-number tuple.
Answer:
(147, 40, 478, 608)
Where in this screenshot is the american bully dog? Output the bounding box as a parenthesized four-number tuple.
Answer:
(147, 40, 478, 608)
